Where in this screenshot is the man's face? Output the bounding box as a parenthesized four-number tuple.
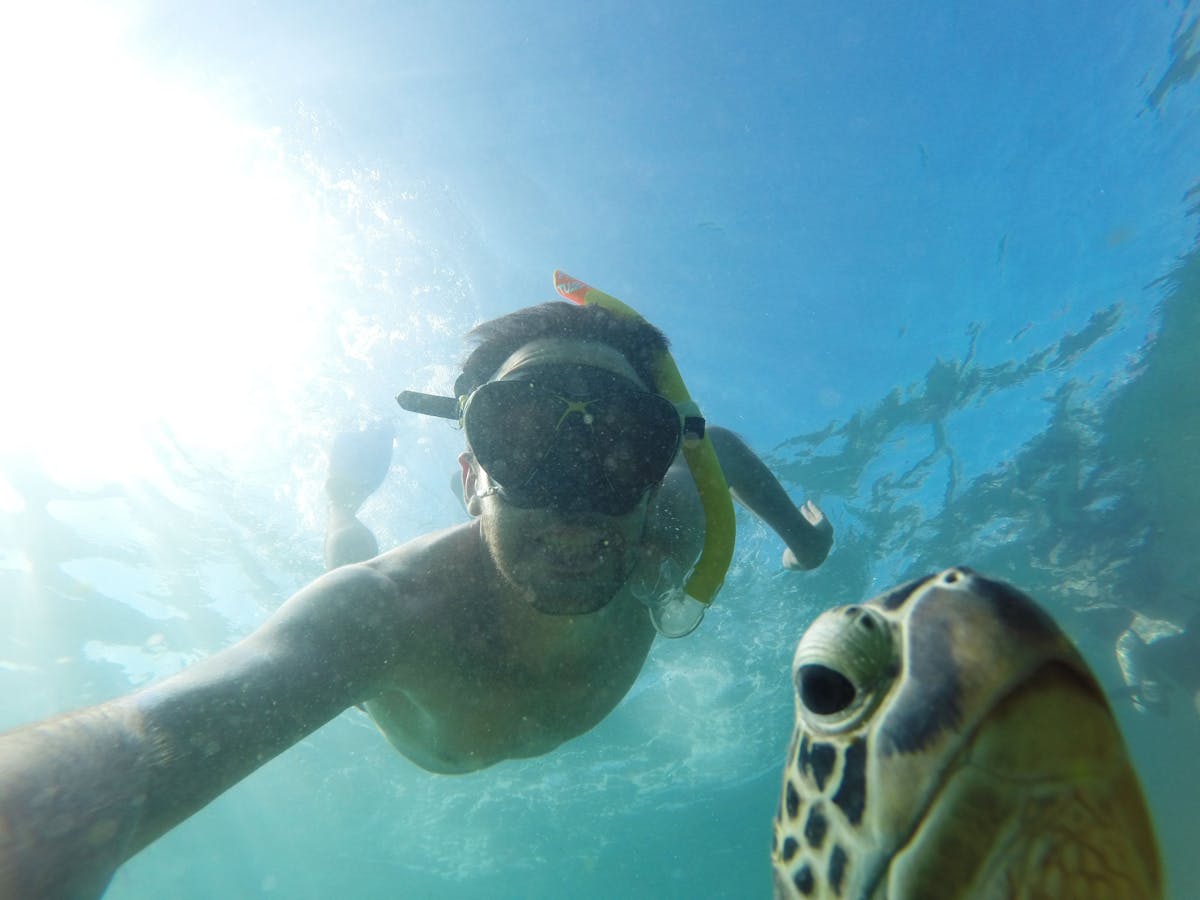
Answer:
(464, 338, 665, 615)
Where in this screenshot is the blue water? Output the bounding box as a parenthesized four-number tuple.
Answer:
(1, 1, 1198, 896)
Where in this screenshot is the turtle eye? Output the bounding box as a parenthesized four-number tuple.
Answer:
(791, 605, 898, 734)
(798, 665, 856, 715)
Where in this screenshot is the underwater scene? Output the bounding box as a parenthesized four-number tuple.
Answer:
(1, 1, 1198, 897)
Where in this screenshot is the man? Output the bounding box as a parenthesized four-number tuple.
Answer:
(0, 301, 832, 898)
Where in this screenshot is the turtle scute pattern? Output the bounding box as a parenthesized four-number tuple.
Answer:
(771, 567, 1162, 900)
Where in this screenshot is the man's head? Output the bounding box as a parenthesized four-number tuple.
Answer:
(453, 302, 670, 397)
(453, 303, 678, 614)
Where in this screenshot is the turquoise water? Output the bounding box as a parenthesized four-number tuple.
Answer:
(1, 2, 1198, 897)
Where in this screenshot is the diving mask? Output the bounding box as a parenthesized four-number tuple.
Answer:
(398, 366, 701, 516)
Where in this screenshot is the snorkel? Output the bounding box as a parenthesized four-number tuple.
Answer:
(553, 270, 736, 637)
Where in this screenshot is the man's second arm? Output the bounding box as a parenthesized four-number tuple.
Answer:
(707, 425, 833, 570)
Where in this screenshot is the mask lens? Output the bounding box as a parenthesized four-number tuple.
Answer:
(463, 381, 562, 488)
(463, 380, 682, 514)
(590, 392, 681, 496)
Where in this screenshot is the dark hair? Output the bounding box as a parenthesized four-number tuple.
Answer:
(453, 302, 670, 396)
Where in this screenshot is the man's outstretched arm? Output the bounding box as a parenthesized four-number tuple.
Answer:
(707, 426, 834, 570)
(0, 563, 405, 899)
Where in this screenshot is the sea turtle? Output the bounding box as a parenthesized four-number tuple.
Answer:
(771, 567, 1161, 899)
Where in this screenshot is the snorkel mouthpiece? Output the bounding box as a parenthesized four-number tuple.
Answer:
(553, 270, 736, 637)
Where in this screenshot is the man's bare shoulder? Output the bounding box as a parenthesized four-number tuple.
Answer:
(255, 524, 478, 672)
(347, 521, 489, 640)
(253, 525, 482, 700)
(366, 520, 481, 589)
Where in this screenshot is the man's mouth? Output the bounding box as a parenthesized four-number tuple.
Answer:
(534, 525, 619, 570)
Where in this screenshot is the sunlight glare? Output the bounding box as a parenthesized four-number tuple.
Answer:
(1, 3, 334, 486)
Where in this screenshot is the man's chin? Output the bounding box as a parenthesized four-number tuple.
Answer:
(499, 544, 636, 615)
(525, 586, 618, 616)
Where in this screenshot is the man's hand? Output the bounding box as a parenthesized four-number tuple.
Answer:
(781, 500, 834, 571)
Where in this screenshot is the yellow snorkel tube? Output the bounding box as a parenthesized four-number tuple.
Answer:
(554, 270, 736, 637)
